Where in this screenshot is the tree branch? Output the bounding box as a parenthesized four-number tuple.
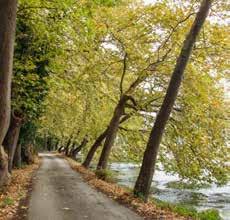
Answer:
(120, 52, 128, 95)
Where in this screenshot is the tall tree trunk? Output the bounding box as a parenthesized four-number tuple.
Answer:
(82, 128, 108, 168)
(134, 0, 212, 201)
(0, 0, 17, 145)
(13, 143, 21, 168)
(65, 138, 72, 156)
(58, 145, 64, 153)
(0, 147, 10, 187)
(44, 133, 47, 151)
(3, 115, 22, 173)
(47, 137, 52, 151)
(0, 0, 18, 187)
(68, 142, 76, 156)
(83, 114, 131, 168)
(97, 95, 127, 170)
(71, 136, 88, 159)
(54, 139, 59, 151)
(21, 144, 34, 165)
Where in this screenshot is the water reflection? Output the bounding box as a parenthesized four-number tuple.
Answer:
(109, 162, 230, 220)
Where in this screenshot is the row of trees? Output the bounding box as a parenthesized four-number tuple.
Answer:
(0, 0, 18, 187)
(0, 0, 229, 201)
(0, 0, 77, 186)
(40, 0, 229, 200)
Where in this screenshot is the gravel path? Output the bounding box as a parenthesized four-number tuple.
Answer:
(28, 153, 143, 220)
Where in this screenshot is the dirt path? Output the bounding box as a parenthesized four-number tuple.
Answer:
(28, 153, 143, 220)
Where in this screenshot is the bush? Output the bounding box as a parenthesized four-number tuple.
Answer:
(199, 209, 222, 220)
(95, 169, 116, 183)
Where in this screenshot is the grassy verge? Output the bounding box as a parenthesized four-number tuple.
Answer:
(64, 156, 222, 220)
(0, 158, 40, 220)
(152, 198, 221, 220)
(64, 156, 189, 219)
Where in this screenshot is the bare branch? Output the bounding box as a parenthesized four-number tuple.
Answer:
(157, 12, 196, 59)
(120, 52, 128, 95)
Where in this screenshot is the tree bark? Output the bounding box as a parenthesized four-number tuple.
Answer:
(0, 146, 10, 187)
(71, 136, 88, 159)
(134, 0, 212, 201)
(47, 137, 52, 151)
(13, 143, 21, 168)
(82, 128, 108, 168)
(64, 138, 72, 156)
(68, 141, 77, 156)
(44, 134, 47, 151)
(97, 95, 127, 170)
(0, 0, 18, 187)
(3, 115, 22, 173)
(54, 139, 59, 151)
(0, 0, 17, 145)
(21, 144, 34, 165)
(58, 145, 64, 153)
(83, 113, 131, 168)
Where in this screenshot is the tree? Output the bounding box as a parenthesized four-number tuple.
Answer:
(83, 114, 131, 168)
(4, 0, 70, 166)
(3, 114, 22, 173)
(134, 0, 212, 201)
(0, 0, 18, 187)
(96, 95, 130, 169)
(13, 143, 22, 168)
(95, 1, 188, 170)
(71, 136, 88, 158)
(36, 0, 228, 188)
(82, 129, 108, 168)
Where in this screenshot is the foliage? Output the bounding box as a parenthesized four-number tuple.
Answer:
(13, 0, 229, 190)
(199, 209, 222, 220)
(35, 0, 230, 186)
(166, 181, 210, 190)
(19, 122, 37, 146)
(13, 0, 80, 147)
(95, 169, 116, 182)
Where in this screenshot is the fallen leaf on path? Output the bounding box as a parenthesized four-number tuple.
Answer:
(62, 207, 70, 210)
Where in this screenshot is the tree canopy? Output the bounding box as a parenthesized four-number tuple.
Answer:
(34, 0, 229, 185)
(0, 0, 229, 198)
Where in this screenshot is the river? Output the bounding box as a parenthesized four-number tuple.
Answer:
(109, 162, 230, 220)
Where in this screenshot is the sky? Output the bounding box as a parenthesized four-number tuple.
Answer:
(144, 0, 155, 4)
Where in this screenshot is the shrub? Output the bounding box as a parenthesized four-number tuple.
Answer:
(95, 169, 116, 183)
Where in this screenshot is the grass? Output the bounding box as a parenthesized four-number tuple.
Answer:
(0, 197, 14, 208)
(152, 198, 222, 220)
(95, 169, 116, 183)
(65, 156, 223, 220)
(199, 210, 222, 220)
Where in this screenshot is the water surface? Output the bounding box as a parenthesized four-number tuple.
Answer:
(109, 162, 230, 220)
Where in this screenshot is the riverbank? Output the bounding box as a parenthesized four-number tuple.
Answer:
(65, 156, 193, 220)
(109, 162, 229, 220)
(65, 156, 225, 220)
